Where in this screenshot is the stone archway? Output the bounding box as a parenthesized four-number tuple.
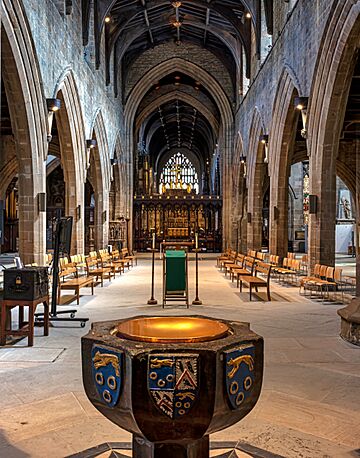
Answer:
(1, 0, 48, 263)
(87, 111, 111, 250)
(246, 108, 267, 252)
(268, 69, 301, 258)
(124, 57, 234, 249)
(232, 132, 247, 252)
(53, 71, 87, 254)
(307, 1, 360, 270)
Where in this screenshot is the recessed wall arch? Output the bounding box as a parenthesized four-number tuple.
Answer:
(246, 107, 267, 251)
(124, 57, 234, 248)
(2, 0, 48, 263)
(268, 68, 300, 257)
(307, 1, 360, 267)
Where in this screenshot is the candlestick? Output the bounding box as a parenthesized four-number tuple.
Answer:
(152, 232, 155, 249)
(195, 233, 198, 249)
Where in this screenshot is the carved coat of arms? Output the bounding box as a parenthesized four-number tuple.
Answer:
(148, 353, 199, 419)
(224, 345, 255, 410)
(92, 345, 123, 408)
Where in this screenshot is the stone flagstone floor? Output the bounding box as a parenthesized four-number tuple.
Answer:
(0, 254, 359, 457)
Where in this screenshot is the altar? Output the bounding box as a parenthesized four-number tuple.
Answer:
(133, 194, 222, 252)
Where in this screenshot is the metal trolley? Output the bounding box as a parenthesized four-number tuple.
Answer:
(162, 250, 189, 308)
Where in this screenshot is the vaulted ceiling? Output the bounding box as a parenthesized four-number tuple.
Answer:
(137, 72, 218, 167)
(82, 0, 274, 90)
(80, 0, 273, 171)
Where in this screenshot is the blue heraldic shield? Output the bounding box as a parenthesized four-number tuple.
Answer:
(224, 345, 255, 410)
(92, 345, 123, 408)
(148, 353, 199, 419)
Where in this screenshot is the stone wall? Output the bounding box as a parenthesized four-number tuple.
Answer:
(22, 0, 123, 149)
(124, 42, 235, 106)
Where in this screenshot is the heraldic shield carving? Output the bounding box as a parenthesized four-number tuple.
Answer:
(92, 345, 123, 408)
(148, 353, 199, 419)
(224, 345, 255, 410)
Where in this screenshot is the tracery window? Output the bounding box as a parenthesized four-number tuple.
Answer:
(159, 152, 199, 194)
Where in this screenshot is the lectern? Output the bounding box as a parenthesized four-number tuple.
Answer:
(163, 250, 189, 307)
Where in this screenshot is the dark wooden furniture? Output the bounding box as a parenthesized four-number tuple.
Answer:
(0, 295, 49, 346)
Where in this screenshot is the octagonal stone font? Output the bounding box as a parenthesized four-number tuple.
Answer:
(82, 315, 264, 457)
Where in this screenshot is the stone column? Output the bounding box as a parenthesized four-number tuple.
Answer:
(247, 166, 264, 252)
(18, 157, 46, 265)
(63, 166, 85, 255)
(308, 152, 336, 271)
(269, 172, 289, 258)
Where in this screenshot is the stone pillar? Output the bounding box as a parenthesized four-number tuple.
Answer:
(308, 153, 336, 271)
(247, 166, 264, 252)
(221, 125, 235, 251)
(356, 139, 360, 296)
(18, 157, 46, 265)
(94, 190, 109, 250)
(64, 167, 85, 255)
(269, 172, 289, 258)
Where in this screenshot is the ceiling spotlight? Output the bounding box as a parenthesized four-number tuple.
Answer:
(46, 98, 61, 112)
(86, 139, 97, 149)
(104, 16, 111, 23)
(294, 96, 309, 111)
(259, 134, 269, 145)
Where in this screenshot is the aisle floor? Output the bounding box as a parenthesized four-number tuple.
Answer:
(0, 254, 359, 458)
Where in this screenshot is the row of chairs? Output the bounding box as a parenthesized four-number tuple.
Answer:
(57, 248, 137, 303)
(299, 264, 346, 301)
(217, 251, 272, 301)
(218, 249, 353, 303)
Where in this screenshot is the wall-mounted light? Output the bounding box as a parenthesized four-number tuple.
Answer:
(76, 205, 81, 220)
(274, 206, 279, 221)
(245, 12, 251, 19)
(86, 139, 97, 149)
(309, 195, 317, 214)
(172, 1, 182, 7)
(173, 20, 182, 28)
(46, 98, 61, 142)
(240, 153, 247, 177)
(37, 192, 46, 213)
(86, 139, 97, 169)
(294, 96, 309, 139)
(46, 98, 61, 112)
(104, 16, 111, 23)
(259, 134, 269, 163)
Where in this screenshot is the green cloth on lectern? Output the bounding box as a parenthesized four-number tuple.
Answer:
(165, 250, 186, 292)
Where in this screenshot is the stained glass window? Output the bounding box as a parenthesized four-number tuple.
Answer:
(159, 152, 199, 194)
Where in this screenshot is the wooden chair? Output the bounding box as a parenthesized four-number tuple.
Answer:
(299, 264, 321, 295)
(232, 256, 255, 288)
(85, 256, 112, 287)
(121, 248, 137, 268)
(217, 249, 231, 267)
(239, 261, 272, 301)
(219, 250, 237, 272)
(99, 251, 122, 277)
(228, 254, 245, 279)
